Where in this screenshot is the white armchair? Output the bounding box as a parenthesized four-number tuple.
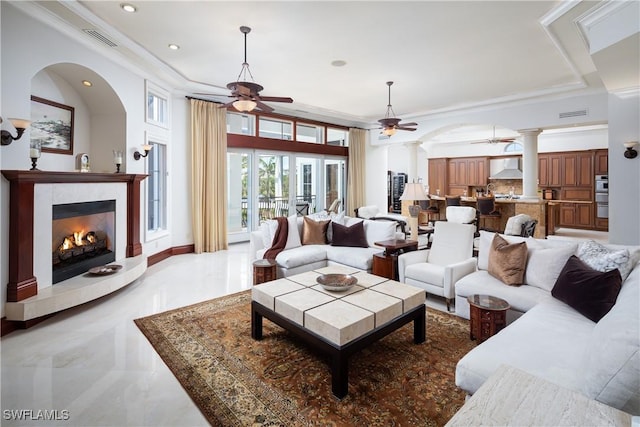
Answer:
(398, 221, 477, 311)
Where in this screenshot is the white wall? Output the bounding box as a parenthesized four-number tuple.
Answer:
(608, 92, 640, 245)
(0, 3, 187, 316)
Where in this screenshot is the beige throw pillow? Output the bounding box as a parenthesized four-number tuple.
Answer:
(488, 234, 528, 286)
(302, 217, 330, 245)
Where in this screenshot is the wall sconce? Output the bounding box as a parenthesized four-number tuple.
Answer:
(133, 144, 153, 160)
(1, 118, 32, 146)
(623, 141, 638, 159)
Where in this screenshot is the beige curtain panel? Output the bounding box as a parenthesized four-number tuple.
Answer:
(190, 99, 228, 253)
(347, 128, 366, 216)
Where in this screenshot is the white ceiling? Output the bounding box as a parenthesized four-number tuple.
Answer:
(28, 0, 624, 131)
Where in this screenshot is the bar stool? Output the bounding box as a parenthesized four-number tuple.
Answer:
(477, 196, 501, 231)
(445, 195, 461, 206)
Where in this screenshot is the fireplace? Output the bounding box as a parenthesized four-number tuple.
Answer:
(2, 171, 147, 326)
(52, 200, 116, 284)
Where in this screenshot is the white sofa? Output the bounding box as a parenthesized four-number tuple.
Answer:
(249, 214, 403, 278)
(454, 232, 640, 415)
(455, 231, 579, 322)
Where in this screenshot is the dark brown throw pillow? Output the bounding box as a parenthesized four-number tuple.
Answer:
(302, 217, 330, 245)
(488, 234, 528, 286)
(551, 255, 622, 322)
(331, 221, 369, 248)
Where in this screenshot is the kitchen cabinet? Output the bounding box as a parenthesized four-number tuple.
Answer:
(428, 158, 447, 196)
(445, 157, 488, 190)
(558, 203, 593, 228)
(595, 150, 608, 175)
(562, 151, 592, 187)
(468, 157, 488, 186)
(538, 153, 562, 187)
(448, 158, 467, 186)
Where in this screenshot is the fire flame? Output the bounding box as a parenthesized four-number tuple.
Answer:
(74, 230, 85, 246)
(61, 237, 74, 250)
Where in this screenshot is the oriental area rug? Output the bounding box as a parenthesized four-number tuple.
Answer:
(135, 291, 475, 426)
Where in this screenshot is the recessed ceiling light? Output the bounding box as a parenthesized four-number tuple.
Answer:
(331, 60, 347, 67)
(121, 3, 136, 13)
(168, 43, 180, 50)
(82, 80, 93, 87)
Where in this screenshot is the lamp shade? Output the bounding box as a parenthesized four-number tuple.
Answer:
(399, 182, 428, 201)
(233, 99, 257, 112)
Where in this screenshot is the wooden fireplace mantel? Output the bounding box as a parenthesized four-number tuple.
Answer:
(1, 171, 147, 302)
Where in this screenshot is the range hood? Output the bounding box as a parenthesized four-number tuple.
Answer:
(490, 158, 522, 179)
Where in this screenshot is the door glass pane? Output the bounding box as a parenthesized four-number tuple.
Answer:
(295, 157, 320, 215)
(325, 159, 346, 213)
(227, 152, 250, 235)
(147, 142, 167, 232)
(258, 154, 290, 221)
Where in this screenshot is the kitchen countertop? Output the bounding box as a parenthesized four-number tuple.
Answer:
(429, 196, 546, 204)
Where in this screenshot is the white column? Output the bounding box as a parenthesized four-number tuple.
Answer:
(407, 142, 418, 181)
(518, 129, 542, 200)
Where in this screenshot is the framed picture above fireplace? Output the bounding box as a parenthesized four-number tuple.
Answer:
(30, 95, 75, 155)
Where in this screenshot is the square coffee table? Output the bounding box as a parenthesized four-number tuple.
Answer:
(251, 266, 426, 399)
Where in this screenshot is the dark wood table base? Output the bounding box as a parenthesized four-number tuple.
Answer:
(251, 301, 426, 399)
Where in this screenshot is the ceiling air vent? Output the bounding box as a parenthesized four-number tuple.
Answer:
(82, 29, 118, 48)
(559, 109, 588, 119)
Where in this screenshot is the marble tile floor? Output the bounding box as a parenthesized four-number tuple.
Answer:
(1, 242, 449, 426)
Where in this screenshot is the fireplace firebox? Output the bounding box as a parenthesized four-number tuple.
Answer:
(52, 200, 116, 284)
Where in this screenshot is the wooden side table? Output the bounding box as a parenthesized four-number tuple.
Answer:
(372, 239, 418, 280)
(467, 294, 510, 343)
(253, 259, 277, 285)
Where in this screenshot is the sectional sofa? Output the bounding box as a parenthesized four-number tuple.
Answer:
(249, 214, 403, 278)
(454, 231, 640, 414)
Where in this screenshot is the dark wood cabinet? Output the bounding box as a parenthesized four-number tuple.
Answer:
(548, 154, 562, 187)
(444, 157, 488, 193)
(595, 149, 608, 175)
(428, 158, 447, 195)
(538, 153, 562, 187)
(558, 202, 593, 228)
(562, 151, 592, 187)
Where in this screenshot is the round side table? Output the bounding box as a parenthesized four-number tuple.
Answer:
(467, 294, 510, 343)
(253, 259, 277, 285)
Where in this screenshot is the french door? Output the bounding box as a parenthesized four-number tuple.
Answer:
(227, 150, 346, 242)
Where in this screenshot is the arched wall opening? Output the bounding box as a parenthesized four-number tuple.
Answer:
(31, 63, 126, 173)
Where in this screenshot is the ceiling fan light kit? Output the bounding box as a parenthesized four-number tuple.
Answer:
(377, 81, 417, 137)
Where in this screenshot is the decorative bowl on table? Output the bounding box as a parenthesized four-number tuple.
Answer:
(316, 274, 357, 292)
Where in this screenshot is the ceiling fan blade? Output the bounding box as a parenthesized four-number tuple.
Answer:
(399, 122, 418, 127)
(397, 127, 417, 131)
(254, 99, 275, 112)
(258, 96, 293, 103)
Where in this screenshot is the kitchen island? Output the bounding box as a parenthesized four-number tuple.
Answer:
(405, 196, 549, 239)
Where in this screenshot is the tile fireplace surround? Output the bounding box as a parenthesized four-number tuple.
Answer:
(1, 171, 147, 324)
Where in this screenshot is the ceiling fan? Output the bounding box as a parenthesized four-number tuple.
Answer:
(195, 26, 293, 113)
(377, 81, 417, 137)
(470, 126, 518, 144)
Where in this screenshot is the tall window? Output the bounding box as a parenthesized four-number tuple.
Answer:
(147, 141, 167, 234)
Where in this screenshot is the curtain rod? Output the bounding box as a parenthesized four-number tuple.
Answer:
(185, 95, 361, 130)
(185, 96, 223, 105)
